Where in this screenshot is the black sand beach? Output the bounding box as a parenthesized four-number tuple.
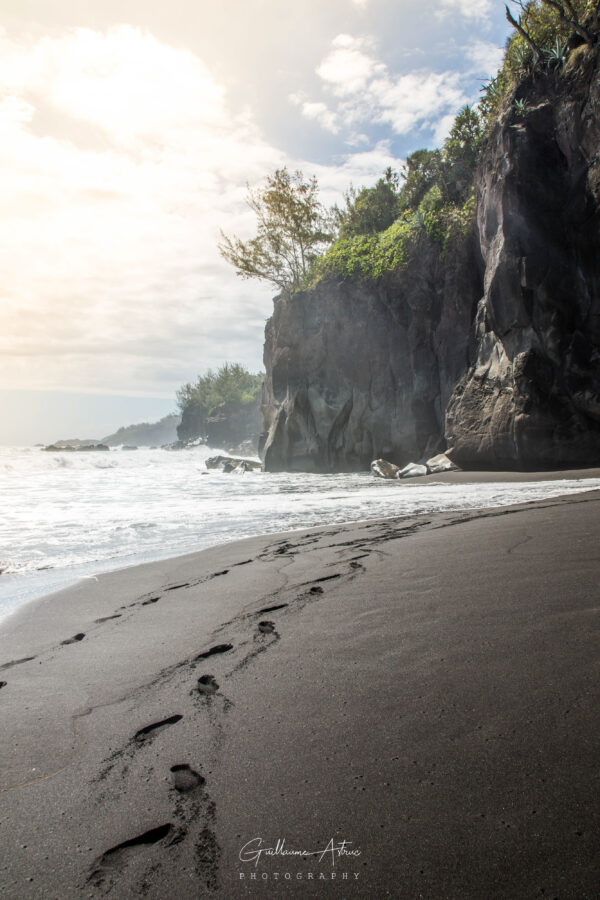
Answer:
(1, 484, 599, 899)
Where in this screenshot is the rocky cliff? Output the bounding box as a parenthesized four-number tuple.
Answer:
(261, 43, 600, 472)
(261, 234, 480, 471)
(446, 44, 600, 467)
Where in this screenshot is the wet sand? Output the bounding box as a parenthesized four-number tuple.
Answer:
(0, 488, 599, 898)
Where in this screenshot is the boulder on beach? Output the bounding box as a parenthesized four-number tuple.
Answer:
(371, 453, 459, 480)
(425, 452, 458, 474)
(371, 459, 401, 479)
(399, 462, 429, 479)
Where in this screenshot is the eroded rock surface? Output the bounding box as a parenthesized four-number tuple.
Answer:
(446, 47, 600, 467)
(262, 235, 477, 472)
(261, 46, 600, 472)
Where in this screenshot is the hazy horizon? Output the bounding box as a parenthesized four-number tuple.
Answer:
(0, 390, 177, 445)
(1, 0, 512, 442)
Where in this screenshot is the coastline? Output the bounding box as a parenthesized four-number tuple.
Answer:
(1, 488, 599, 897)
(3, 465, 600, 628)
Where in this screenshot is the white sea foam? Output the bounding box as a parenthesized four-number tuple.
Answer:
(1, 444, 598, 623)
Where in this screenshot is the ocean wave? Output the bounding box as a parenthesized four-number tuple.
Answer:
(2, 444, 600, 620)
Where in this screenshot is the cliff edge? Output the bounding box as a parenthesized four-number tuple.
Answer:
(261, 42, 600, 472)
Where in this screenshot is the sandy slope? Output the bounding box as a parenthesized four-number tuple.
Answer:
(0, 490, 599, 899)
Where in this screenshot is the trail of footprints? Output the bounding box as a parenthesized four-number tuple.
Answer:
(0, 518, 454, 686)
(9, 511, 554, 890)
(87, 573, 346, 896)
(57, 521, 395, 651)
(4, 526, 392, 892)
(4, 525, 394, 892)
(88, 620, 275, 894)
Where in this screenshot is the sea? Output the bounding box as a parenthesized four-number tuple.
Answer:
(1, 443, 599, 624)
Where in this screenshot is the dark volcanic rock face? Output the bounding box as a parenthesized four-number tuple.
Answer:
(446, 46, 600, 468)
(262, 237, 480, 472)
(262, 46, 600, 473)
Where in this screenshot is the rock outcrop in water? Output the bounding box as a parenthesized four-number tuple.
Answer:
(43, 442, 109, 452)
(261, 43, 600, 472)
(178, 399, 261, 455)
(205, 455, 262, 473)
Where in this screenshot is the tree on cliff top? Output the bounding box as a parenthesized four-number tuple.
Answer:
(332, 168, 401, 238)
(218, 168, 332, 293)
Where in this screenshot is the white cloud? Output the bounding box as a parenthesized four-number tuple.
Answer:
(316, 34, 384, 97)
(464, 39, 504, 78)
(432, 112, 456, 145)
(437, 0, 492, 21)
(0, 25, 403, 396)
(290, 91, 340, 133)
(351, 0, 370, 9)
(303, 33, 467, 140)
(0, 25, 284, 393)
(369, 70, 465, 134)
(299, 101, 340, 133)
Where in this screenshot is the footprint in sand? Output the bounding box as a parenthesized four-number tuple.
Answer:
(142, 596, 160, 605)
(134, 714, 183, 743)
(309, 586, 324, 594)
(195, 643, 233, 661)
(257, 620, 276, 634)
(95, 614, 122, 624)
(0, 681, 6, 689)
(275, 542, 294, 555)
(197, 675, 219, 695)
(170, 764, 205, 793)
(88, 822, 179, 886)
(0, 656, 36, 670)
(258, 602, 288, 614)
(61, 633, 85, 645)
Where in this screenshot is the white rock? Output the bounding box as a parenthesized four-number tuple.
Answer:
(398, 462, 428, 479)
(425, 453, 458, 474)
(370, 459, 401, 479)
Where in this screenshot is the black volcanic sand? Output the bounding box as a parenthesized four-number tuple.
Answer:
(0, 489, 599, 899)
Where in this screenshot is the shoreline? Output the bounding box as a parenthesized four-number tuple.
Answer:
(2, 465, 600, 630)
(1, 488, 599, 897)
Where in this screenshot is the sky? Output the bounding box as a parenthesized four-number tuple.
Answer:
(0, 0, 511, 443)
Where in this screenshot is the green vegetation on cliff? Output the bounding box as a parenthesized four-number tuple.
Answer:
(176, 363, 264, 448)
(482, 0, 597, 120)
(219, 1, 598, 290)
(315, 1, 598, 283)
(314, 106, 481, 282)
(176, 363, 263, 419)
